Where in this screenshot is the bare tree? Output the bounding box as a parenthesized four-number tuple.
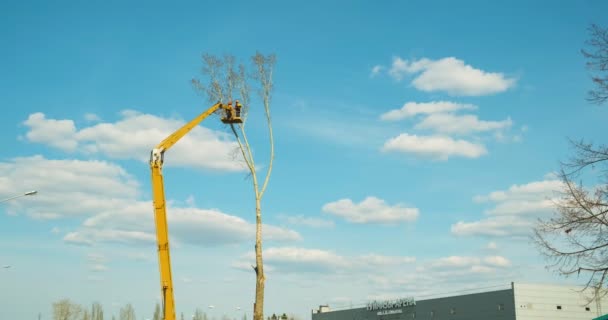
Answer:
(533, 22, 608, 303)
(533, 141, 608, 293)
(193, 308, 205, 320)
(91, 302, 104, 320)
(192, 52, 276, 320)
(119, 304, 136, 320)
(53, 299, 82, 320)
(153, 303, 161, 320)
(582, 24, 608, 104)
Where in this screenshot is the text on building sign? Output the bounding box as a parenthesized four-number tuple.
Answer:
(366, 298, 416, 310)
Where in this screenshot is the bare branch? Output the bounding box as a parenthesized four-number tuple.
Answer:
(582, 23, 608, 105)
(252, 52, 276, 198)
(534, 137, 608, 299)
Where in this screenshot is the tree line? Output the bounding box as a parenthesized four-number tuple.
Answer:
(51, 299, 299, 320)
(51, 299, 242, 320)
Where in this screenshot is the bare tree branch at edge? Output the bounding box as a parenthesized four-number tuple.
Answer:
(533, 23, 608, 306)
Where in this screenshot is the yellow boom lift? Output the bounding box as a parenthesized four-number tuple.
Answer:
(149, 101, 243, 320)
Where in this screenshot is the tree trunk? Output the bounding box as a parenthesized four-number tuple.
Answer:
(253, 198, 265, 320)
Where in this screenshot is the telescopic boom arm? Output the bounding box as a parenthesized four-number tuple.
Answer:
(149, 101, 242, 320)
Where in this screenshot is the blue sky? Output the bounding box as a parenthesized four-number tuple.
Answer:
(2, 1, 608, 319)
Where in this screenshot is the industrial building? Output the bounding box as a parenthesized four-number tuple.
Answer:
(312, 282, 608, 320)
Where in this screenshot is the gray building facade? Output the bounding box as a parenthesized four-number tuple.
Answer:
(312, 282, 607, 320)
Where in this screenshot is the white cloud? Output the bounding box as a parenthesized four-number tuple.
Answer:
(234, 247, 415, 274)
(430, 255, 510, 269)
(382, 133, 487, 160)
(451, 176, 564, 238)
(264, 247, 350, 271)
(357, 254, 416, 267)
(65, 228, 156, 246)
(387, 57, 516, 96)
(486, 199, 558, 216)
(68, 205, 301, 247)
(486, 242, 498, 250)
(388, 57, 430, 80)
(277, 214, 335, 228)
(370, 65, 384, 77)
(451, 216, 533, 237)
(430, 256, 481, 268)
(473, 179, 563, 203)
(473, 178, 563, 215)
(84, 113, 101, 122)
(0, 155, 139, 219)
(367, 258, 516, 296)
(23, 113, 78, 151)
(470, 265, 495, 273)
(380, 101, 477, 121)
(322, 196, 419, 224)
(22, 111, 245, 172)
(0, 155, 299, 247)
(185, 195, 196, 207)
(414, 113, 513, 135)
(484, 256, 511, 267)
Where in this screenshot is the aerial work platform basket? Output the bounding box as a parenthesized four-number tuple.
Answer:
(221, 100, 243, 124)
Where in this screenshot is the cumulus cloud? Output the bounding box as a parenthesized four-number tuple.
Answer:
(233, 247, 415, 274)
(22, 111, 245, 172)
(67, 204, 301, 247)
(357, 254, 416, 267)
(484, 255, 511, 267)
(430, 255, 510, 270)
(473, 178, 564, 215)
(451, 216, 533, 237)
(264, 247, 350, 272)
(65, 228, 156, 246)
(0, 155, 139, 219)
(0, 155, 300, 247)
(473, 179, 563, 204)
(237, 248, 514, 301)
(370, 65, 384, 77)
(414, 113, 513, 135)
(378, 100, 517, 160)
(322, 196, 419, 224)
(451, 176, 564, 238)
(430, 256, 482, 268)
(277, 214, 335, 228)
(382, 134, 487, 160)
(84, 113, 101, 122)
(486, 242, 498, 250)
(23, 113, 79, 151)
(380, 101, 477, 121)
(385, 57, 516, 96)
